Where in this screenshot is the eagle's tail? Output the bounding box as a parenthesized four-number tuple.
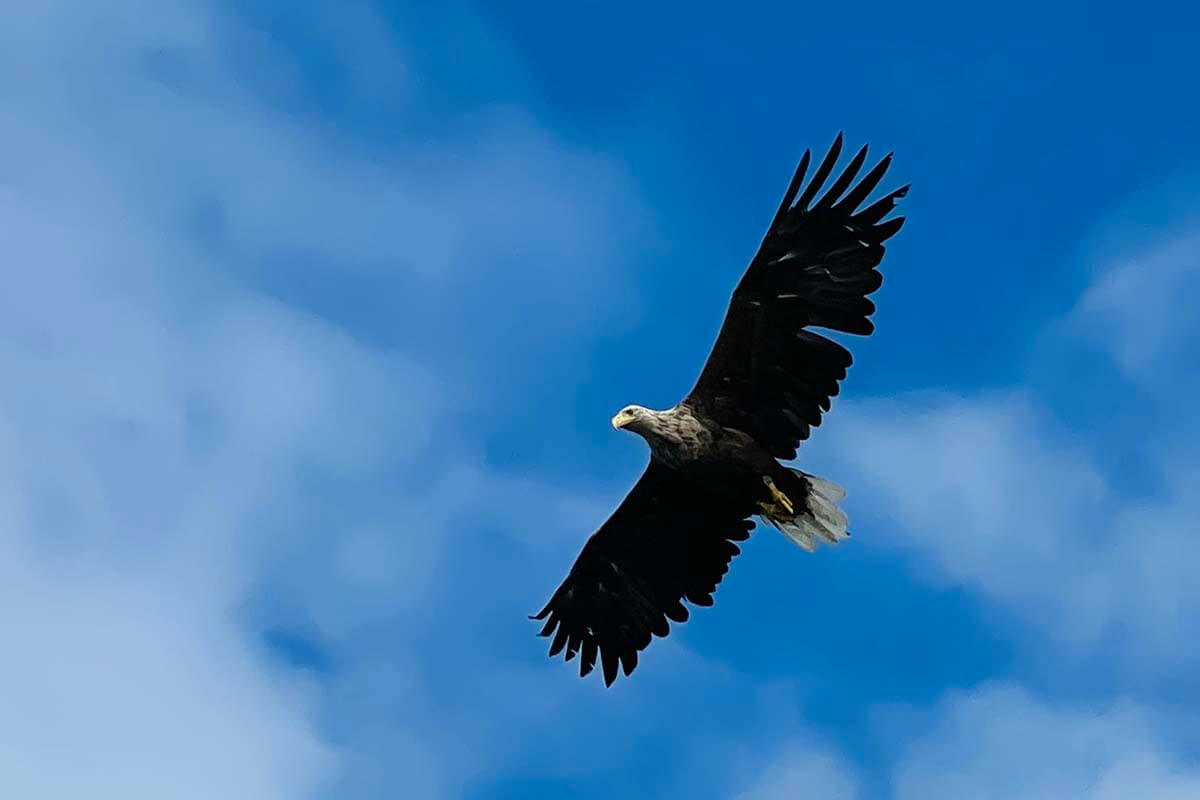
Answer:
(758, 468, 850, 552)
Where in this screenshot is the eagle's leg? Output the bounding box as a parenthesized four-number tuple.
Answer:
(762, 475, 794, 515)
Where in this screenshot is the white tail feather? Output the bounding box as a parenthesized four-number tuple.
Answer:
(762, 471, 850, 552)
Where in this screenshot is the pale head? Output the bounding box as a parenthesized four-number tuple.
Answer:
(611, 404, 654, 433)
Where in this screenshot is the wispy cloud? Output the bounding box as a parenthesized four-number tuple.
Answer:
(733, 747, 859, 800)
(1072, 229, 1200, 384)
(0, 1, 652, 796)
(892, 685, 1200, 800)
(812, 223, 1200, 668)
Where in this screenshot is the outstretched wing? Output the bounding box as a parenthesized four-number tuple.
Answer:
(685, 133, 908, 459)
(531, 459, 757, 687)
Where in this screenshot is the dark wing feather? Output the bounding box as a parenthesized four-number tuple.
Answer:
(685, 133, 907, 459)
(531, 459, 757, 687)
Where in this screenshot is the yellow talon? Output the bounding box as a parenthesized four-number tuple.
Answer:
(763, 476, 794, 515)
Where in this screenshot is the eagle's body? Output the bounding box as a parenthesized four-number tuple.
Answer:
(532, 134, 908, 687)
(610, 403, 844, 548)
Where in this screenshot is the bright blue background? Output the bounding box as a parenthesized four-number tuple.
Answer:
(6, 1, 1198, 797)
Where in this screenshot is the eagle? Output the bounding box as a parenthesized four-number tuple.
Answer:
(531, 133, 907, 687)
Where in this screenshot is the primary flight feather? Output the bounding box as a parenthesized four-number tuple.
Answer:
(531, 133, 908, 687)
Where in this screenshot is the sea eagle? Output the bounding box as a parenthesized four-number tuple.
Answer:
(531, 133, 907, 686)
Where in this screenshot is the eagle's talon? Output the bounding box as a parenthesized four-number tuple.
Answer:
(763, 476, 795, 515)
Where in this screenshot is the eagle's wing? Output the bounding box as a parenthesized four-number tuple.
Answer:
(684, 133, 907, 459)
(531, 459, 757, 687)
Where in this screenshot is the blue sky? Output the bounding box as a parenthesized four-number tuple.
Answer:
(3, 1, 1199, 797)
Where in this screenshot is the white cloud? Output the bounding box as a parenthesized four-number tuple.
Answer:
(809, 223, 1200, 666)
(733, 747, 859, 800)
(0, 0, 651, 797)
(0, 123, 400, 796)
(831, 392, 1109, 637)
(1071, 229, 1200, 382)
(0, 549, 335, 799)
(893, 685, 1200, 800)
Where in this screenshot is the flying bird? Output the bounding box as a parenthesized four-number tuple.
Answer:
(531, 133, 908, 687)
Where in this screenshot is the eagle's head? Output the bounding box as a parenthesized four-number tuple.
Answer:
(611, 404, 654, 433)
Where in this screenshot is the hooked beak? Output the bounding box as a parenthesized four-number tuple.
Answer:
(611, 412, 629, 430)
